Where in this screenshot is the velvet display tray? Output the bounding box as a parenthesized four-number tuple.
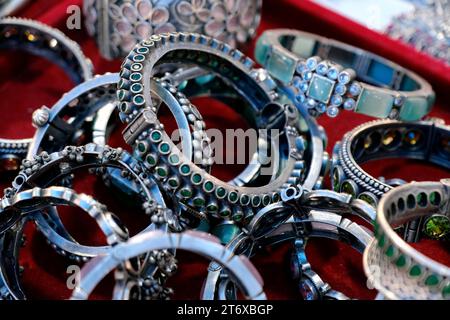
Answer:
(0, 0, 448, 299)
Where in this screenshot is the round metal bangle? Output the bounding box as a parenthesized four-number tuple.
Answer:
(364, 179, 450, 300)
(255, 29, 435, 120)
(163, 66, 329, 191)
(331, 119, 450, 206)
(202, 201, 373, 300)
(0, 186, 129, 245)
(29, 73, 211, 169)
(0, 186, 130, 300)
(71, 230, 266, 300)
(0, 17, 93, 168)
(118, 32, 310, 223)
(2, 143, 172, 259)
(83, 0, 262, 60)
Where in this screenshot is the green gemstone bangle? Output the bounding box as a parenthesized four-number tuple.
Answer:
(363, 180, 450, 300)
(255, 29, 435, 120)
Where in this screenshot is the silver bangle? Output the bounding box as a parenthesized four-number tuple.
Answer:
(0, 186, 129, 300)
(255, 29, 435, 121)
(118, 32, 313, 223)
(0, 17, 93, 169)
(3, 143, 173, 259)
(83, 0, 262, 60)
(71, 230, 266, 300)
(364, 179, 450, 300)
(331, 119, 450, 206)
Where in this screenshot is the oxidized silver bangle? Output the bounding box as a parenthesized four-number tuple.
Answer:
(161, 66, 329, 190)
(255, 29, 435, 120)
(364, 179, 450, 300)
(83, 0, 262, 60)
(71, 230, 266, 300)
(2, 143, 174, 260)
(202, 190, 373, 300)
(118, 32, 311, 223)
(0, 17, 93, 169)
(331, 119, 450, 207)
(0, 186, 130, 300)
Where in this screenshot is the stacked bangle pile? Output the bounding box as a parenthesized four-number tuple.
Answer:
(0, 0, 448, 300)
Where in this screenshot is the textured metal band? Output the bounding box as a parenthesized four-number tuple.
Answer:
(255, 29, 435, 120)
(71, 230, 266, 300)
(83, 0, 262, 60)
(0, 17, 93, 167)
(202, 199, 373, 300)
(331, 119, 450, 206)
(364, 180, 450, 300)
(3, 143, 171, 259)
(117, 32, 310, 223)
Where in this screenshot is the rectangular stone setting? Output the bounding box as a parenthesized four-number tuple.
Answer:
(355, 88, 394, 118)
(307, 74, 335, 104)
(266, 46, 297, 84)
(398, 97, 430, 121)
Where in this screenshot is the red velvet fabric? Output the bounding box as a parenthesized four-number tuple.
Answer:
(0, 0, 449, 300)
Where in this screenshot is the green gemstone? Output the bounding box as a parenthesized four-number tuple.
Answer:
(117, 90, 126, 101)
(180, 188, 192, 198)
(262, 195, 271, 206)
(168, 178, 179, 188)
(341, 181, 356, 197)
(272, 193, 280, 202)
(430, 192, 441, 205)
(137, 47, 149, 54)
(204, 181, 214, 192)
(146, 154, 157, 166)
(307, 74, 335, 104)
(131, 83, 143, 93)
(233, 213, 243, 222)
(207, 204, 218, 212)
(425, 274, 440, 286)
(216, 187, 226, 198)
(137, 142, 147, 153)
(191, 173, 202, 184)
(442, 285, 450, 298)
(180, 164, 190, 175)
(240, 195, 250, 205)
(399, 97, 430, 121)
(377, 234, 386, 248)
(229, 192, 238, 203)
(133, 54, 145, 62)
(332, 168, 340, 191)
(424, 215, 450, 239)
(159, 143, 170, 154)
(359, 193, 376, 207)
(156, 167, 167, 177)
(133, 95, 145, 105)
(252, 196, 261, 207)
(130, 73, 142, 81)
(385, 245, 395, 257)
(169, 154, 179, 165)
(396, 255, 407, 268)
(151, 131, 162, 141)
(409, 265, 422, 277)
(193, 197, 205, 207)
(355, 88, 394, 119)
(220, 209, 231, 217)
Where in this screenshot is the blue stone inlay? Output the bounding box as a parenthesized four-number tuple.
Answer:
(307, 74, 335, 104)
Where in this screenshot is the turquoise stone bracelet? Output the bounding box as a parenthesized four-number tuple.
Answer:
(255, 29, 435, 120)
